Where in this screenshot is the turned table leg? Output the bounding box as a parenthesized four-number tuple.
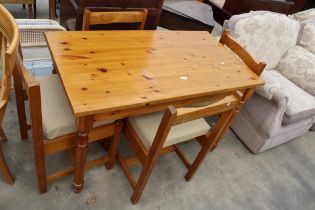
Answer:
(73, 116, 93, 193)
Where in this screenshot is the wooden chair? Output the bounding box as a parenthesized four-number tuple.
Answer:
(82, 8, 148, 30)
(115, 29, 266, 204)
(13, 52, 123, 193)
(117, 95, 241, 204)
(0, 4, 19, 184)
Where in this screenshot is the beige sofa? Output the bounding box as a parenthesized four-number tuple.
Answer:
(223, 10, 315, 153)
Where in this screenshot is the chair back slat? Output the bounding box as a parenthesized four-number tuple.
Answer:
(82, 8, 148, 30)
(150, 106, 177, 155)
(0, 4, 19, 101)
(219, 30, 266, 76)
(174, 95, 239, 125)
(14, 55, 39, 92)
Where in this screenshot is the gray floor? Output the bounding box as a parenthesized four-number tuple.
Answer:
(1, 93, 315, 210)
(1, 2, 315, 210)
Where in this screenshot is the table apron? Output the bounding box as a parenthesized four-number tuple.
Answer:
(92, 91, 238, 122)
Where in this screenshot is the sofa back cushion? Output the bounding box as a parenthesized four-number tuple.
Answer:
(277, 45, 315, 96)
(292, 8, 315, 21)
(224, 11, 300, 69)
(298, 19, 315, 54)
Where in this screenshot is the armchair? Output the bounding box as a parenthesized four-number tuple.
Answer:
(223, 11, 315, 153)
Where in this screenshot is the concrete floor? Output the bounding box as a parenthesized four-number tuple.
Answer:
(1, 2, 315, 210)
(1, 92, 315, 210)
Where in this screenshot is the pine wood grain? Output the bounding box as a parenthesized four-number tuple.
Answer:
(45, 31, 264, 118)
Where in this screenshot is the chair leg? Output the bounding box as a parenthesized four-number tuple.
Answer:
(33, 139, 48, 193)
(28, 84, 48, 193)
(106, 120, 123, 170)
(130, 158, 158, 204)
(185, 110, 236, 181)
(52, 64, 57, 74)
(184, 146, 210, 181)
(49, 0, 57, 19)
(28, 4, 34, 19)
(13, 67, 29, 140)
(55, 0, 58, 19)
(33, 1, 37, 19)
(128, 108, 176, 204)
(0, 127, 7, 142)
(0, 144, 14, 185)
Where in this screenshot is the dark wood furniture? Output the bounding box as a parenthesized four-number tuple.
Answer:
(205, 0, 295, 25)
(59, 0, 164, 30)
(292, 0, 312, 13)
(159, 9, 213, 31)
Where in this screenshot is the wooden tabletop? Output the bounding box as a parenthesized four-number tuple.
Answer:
(45, 30, 263, 117)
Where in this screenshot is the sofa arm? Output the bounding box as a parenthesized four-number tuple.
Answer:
(240, 90, 289, 138)
(266, 90, 290, 136)
(255, 70, 281, 100)
(271, 88, 289, 106)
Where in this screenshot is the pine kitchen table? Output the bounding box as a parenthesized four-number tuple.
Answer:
(45, 30, 264, 193)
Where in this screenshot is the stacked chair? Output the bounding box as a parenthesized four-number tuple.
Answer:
(0, 4, 19, 185)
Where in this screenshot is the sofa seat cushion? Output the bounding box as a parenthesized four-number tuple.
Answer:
(128, 112, 210, 149)
(298, 19, 315, 54)
(267, 70, 315, 124)
(224, 11, 300, 69)
(37, 75, 112, 139)
(163, 0, 214, 26)
(277, 45, 315, 96)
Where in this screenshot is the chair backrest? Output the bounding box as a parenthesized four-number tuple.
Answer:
(0, 4, 19, 102)
(219, 29, 266, 76)
(150, 94, 241, 151)
(82, 8, 148, 31)
(13, 52, 44, 142)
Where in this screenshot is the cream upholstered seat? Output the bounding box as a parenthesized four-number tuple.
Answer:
(36, 75, 112, 139)
(128, 112, 210, 149)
